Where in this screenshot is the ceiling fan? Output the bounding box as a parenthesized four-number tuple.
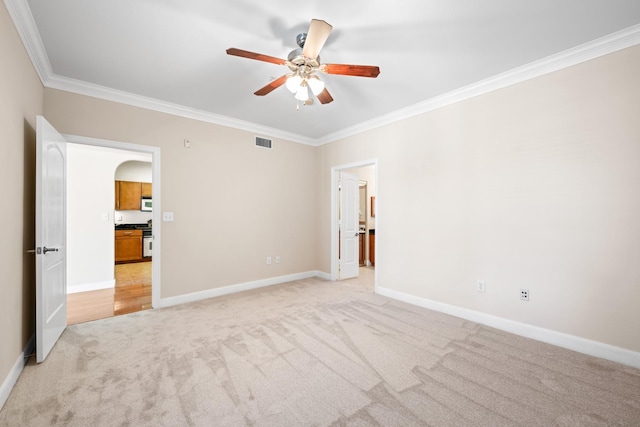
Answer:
(226, 19, 380, 106)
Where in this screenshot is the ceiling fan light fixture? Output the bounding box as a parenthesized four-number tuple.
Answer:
(307, 76, 325, 96)
(226, 18, 379, 106)
(295, 84, 310, 101)
(286, 74, 302, 93)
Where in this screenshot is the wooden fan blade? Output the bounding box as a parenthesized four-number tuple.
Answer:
(302, 19, 332, 59)
(226, 48, 286, 65)
(323, 63, 380, 78)
(254, 74, 288, 96)
(316, 88, 334, 104)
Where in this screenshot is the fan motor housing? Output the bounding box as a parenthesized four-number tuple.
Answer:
(287, 48, 320, 71)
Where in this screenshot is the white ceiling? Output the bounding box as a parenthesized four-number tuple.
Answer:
(11, 0, 640, 144)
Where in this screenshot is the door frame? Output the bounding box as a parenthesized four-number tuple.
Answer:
(64, 133, 162, 308)
(330, 159, 378, 289)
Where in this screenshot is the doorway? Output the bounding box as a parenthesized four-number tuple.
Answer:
(331, 159, 377, 290)
(63, 135, 161, 324)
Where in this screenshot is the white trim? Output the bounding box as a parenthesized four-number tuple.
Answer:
(5, 0, 640, 146)
(67, 279, 115, 294)
(156, 271, 327, 308)
(46, 75, 317, 146)
(315, 271, 332, 281)
(0, 335, 34, 411)
(315, 24, 640, 145)
(63, 133, 162, 309)
(2, 0, 52, 83)
(377, 286, 640, 369)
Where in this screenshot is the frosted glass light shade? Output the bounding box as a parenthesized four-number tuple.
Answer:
(286, 75, 302, 93)
(307, 77, 325, 95)
(295, 84, 309, 101)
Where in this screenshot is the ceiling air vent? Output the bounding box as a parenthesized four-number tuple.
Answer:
(255, 136, 272, 149)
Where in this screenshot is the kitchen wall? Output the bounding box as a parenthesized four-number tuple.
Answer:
(318, 45, 640, 355)
(66, 144, 152, 293)
(0, 1, 44, 407)
(116, 160, 152, 182)
(44, 89, 319, 300)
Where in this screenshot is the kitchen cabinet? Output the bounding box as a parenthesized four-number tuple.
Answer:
(369, 230, 375, 267)
(141, 182, 152, 197)
(115, 181, 152, 210)
(359, 232, 365, 266)
(115, 180, 141, 210)
(115, 229, 143, 262)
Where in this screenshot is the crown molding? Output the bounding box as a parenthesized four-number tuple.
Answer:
(316, 23, 640, 146)
(45, 74, 317, 146)
(3, 0, 315, 145)
(3, 0, 53, 83)
(6, 0, 640, 147)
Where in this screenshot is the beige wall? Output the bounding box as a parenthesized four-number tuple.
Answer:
(318, 45, 640, 353)
(0, 2, 44, 389)
(43, 89, 319, 299)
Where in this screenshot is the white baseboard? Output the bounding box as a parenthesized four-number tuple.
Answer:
(377, 286, 640, 369)
(0, 335, 34, 411)
(67, 279, 115, 294)
(157, 270, 330, 308)
(315, 271, 332, 281)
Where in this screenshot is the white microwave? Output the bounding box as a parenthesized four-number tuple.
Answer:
(141, 197, 152, 211)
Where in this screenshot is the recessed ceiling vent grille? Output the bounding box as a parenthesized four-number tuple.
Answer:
(255, 136, 272, 149)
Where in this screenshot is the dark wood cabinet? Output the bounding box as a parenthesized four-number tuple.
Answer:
(359, 232, 365, 266)
(369, 231, 375, 267)
(115, 229, 143, 262)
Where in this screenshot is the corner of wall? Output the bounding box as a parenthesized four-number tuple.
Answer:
(377, 286, 640, 369)
(0, 335, 34, 411)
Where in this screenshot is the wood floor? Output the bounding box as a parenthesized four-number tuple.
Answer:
(67, 264, 372, 325)
(67, 261, 152, 325)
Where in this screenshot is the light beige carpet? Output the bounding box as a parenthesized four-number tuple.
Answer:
(1, 274, 639, 426)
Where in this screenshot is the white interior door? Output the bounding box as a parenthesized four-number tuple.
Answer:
(36, 116, 67, 363)
(339, 171, 359, 279)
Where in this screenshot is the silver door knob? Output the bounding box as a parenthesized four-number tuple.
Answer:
(43, 247, 59, 254)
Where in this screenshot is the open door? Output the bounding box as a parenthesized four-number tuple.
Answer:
(339, 171, 359, 279)
(35, 116, 67, 363)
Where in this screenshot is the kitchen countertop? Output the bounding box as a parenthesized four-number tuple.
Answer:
(115, 223, 151, 231)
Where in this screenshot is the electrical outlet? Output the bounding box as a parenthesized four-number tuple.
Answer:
(520, 289, 530, 301)
(266, 257, 272, 265)
(275, 256, 280, 264)
(184, 139, 191, 148)
(476, 280, 486, 292)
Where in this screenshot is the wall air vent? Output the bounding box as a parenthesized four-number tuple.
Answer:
(255, 136, 272, 149)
